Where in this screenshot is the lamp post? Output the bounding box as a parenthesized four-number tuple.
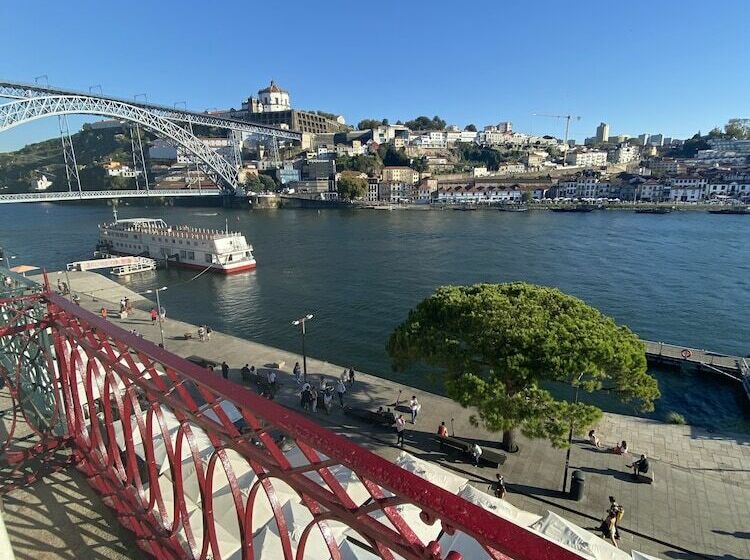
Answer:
(562, 371, 585, 493)
(291, 314, 313, 381)
(145, 287, 168, 348)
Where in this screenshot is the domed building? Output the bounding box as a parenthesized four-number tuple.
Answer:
(256, 81, 290, 112)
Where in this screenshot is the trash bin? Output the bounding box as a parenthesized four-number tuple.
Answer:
(570, 470, 585, 501)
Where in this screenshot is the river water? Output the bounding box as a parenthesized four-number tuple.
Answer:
(2, 203, 748, 432)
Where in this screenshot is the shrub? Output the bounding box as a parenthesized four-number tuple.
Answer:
(666, 411, 686, 425)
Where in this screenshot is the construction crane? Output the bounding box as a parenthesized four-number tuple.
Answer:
(531, 113, 581, 165)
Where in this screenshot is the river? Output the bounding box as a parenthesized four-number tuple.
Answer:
(2, 203, 748, 432)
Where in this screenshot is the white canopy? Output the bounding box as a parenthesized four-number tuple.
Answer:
(530, 511, 631, 560)
(458, 484, 541, 527)
(438, 529, 495, 560)
(394, 451, 468, 494)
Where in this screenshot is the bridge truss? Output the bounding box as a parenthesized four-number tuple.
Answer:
(0, 269, 582, 560)
(0, 79, 302, 197)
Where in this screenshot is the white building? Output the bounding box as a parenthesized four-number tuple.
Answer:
(435, 185, 522, 204)
(410, 131, 447, 149)
(669, 186, 702, 202)
(34, 174, 52, 190)
(255, 81, 290, 112)
(636, 181, 668, 202)
(565, 150, 607, 168)
(177, 137, 234, 164)
(608, 144, 640, 165)
(704, 181, 750, 201)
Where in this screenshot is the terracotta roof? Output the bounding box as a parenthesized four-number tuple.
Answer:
(258, 80, 288, 94)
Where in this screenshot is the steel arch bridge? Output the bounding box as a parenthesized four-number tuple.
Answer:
(0, 95, 243, 193)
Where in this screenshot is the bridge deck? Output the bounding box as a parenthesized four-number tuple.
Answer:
(0, 189, 221, 204)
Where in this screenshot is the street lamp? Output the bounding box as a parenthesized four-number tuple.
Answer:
(145, 286, 168, 348)
(562, 371, 585, 493)
(291, 314, 313, 381)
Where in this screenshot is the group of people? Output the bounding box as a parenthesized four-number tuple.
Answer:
(299, 376, 340, 415)
(588, 429, 650, 479)
(149, 307, 166, 324)
(118, 297, 133, 318)
(196, 325, 212, 342)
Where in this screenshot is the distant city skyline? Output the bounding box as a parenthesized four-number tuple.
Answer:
(2, 0, 750, 151)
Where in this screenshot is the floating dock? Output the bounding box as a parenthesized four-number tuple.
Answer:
(643, 340, 745, 381)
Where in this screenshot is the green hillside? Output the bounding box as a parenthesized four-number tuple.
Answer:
(0, 124, 153, 193)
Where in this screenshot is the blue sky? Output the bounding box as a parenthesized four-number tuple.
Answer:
(1, 0, 749, 151)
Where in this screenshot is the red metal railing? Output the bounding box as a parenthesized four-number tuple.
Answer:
(0, 282, 584, 560)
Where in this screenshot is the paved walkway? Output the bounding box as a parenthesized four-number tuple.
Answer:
(11, 271, 750, 559)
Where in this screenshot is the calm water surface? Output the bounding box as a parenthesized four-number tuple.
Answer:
(1, 204, 748, 431)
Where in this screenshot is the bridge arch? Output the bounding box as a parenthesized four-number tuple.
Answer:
(0, 95, 240, 194)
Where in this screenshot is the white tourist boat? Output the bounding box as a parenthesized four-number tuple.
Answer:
(97, 217, 256, 274)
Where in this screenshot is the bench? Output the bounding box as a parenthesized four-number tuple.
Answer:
(436, 436, 506, 467)
(634, 471, 654, 484)
(186, 355, 219, 369)
(346, 407, 396, 427)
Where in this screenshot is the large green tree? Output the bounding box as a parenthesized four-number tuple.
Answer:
(387, 283, 659, 451)
(337, 172, 368, 200)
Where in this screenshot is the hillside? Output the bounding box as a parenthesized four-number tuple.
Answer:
(0, 124, 152, 193)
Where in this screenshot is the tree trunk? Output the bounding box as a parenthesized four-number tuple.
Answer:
(502, 428, 519, 453)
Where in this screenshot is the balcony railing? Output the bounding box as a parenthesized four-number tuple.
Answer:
(0, 269, 583, 560)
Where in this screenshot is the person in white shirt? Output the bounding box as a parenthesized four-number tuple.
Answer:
(336, 380, 347, 407)
(470, 443, 482, 466)
(393, 415, 406, 447)
(409, 396, 421, 424)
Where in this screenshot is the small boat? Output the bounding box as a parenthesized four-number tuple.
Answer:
(498, 206, 529, 212)
(636, 207, 672, 214)
(551, 205, 595, 213)
(708, 206, 750, 215)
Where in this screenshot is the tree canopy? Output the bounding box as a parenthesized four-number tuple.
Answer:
(465, 124, 477, 132)
(387, 283, 658, 450)
(336, 153, 382, 176)
(379, 145, 410, 167)
(337, 172, 368, 200)
(358, 119, 384, 131)
(404, 115, 446, 131)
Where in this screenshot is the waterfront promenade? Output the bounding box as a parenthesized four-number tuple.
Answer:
(5, 270, 750, 560)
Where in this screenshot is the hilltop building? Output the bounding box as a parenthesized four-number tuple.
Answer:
(222, 81, 347, 135)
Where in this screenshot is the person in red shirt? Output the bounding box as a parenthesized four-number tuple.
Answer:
(150, 308, 158, 325)
(100, 307, 108, 319)
(437, 421, 448, 450)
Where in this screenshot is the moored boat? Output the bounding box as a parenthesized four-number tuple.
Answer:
(97, 218, 256, 274)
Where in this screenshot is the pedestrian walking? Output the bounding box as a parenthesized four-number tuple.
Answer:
(221, 361, 229, 380)
(437, 421, 448, 450)
(150, 308, 158, 325)
(205, 325, 212, 340)
(348, 367, 355, 386)
(100, 307, 108, 320)
(409, 396, 421, 424)
(607, 496, 624, 540)
(159, 306, 166, 321)
(470, 443, 482, 467)
(198, 326, 206, 342)
(323, 390, 333, 415)
(311, 386, 318, 413)
(491, 474, 507, 499)
(268, 370, 277, 395)
(241, 364, 251, 382)
(393, 415, 406, 447)
(119, 298, 126, 313)
(336, 379, 347, 407)
(599, 513, 619, 548)
(57, 279, 63, 292)
(293, 362, 302, 383)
